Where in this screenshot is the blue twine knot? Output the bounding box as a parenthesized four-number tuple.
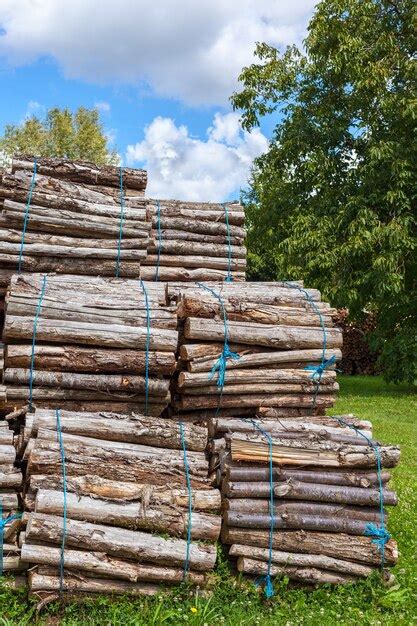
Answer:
(365, 523, 391, 553)
(0, 514, 22, 531)
(208, 343, 240, 388)
(304, 355, 337, 380)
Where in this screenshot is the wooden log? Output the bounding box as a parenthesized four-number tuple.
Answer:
(155, 229, 244, 245)
(0, 254, 141, 278)
(140, 267, 245, 282)
(35, 489, 221, 541)
(230, 436, 400, 468)
(4, 369, 170, 396)
(6, 345, 176, 375)
(0, 446, 16, 464)
(28, 572, 159, 596)
(179, 369, 336, 388)
(149, 240, 247, 258)
(13, 156, 147, 190)
(30, 410, 207, 451)
(184, 318, 342, 350)
(182, 383, 339, 396)
(222, 480, 396, 505)
(4, 396, 166, 416)
(224, 466, 389, 488)
(0, 492, 19, 510)
(147, 204, 245, 226)
(183, 347, 342, 372)
(0, 228, 148, 250)
(0, 469, 22, 489)
(143, 254, 246, 271)
(176, 394, 336, 410)
(225, 499, 383, 522)
(209, 417, 371, 439)
(221, 527, 398, 566)
(1, 557, 27, 572)
(4, 316, 178, 351)
(150, 216, 246, 238)
(27, 439, 210, 489)
(26, 513, 217, 571)
(0, 240, 146, 260)
(225, 511, 378, 535)
(21, 544, 206, 584)
(237, 557, 357, 585)
(178, 296, 333, 327)
(171, 283, 324, 305)
(229, 544, 373, 578)
(27, 475, 220, 511)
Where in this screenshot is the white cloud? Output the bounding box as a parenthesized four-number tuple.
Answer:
(21, 100, 46, 121)
(126, 112, 268, 201)
(94, 101, 111, 113)
(0, 1, 316, 106)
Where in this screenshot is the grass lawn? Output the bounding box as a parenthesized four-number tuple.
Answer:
(1, 376, 416, 625)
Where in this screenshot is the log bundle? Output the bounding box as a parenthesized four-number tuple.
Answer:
(142, 200, 246, 282)
(210, 415, 400, 585)
(0, 157, 150, 305)
(0, 417, 24, 576)
(1, 273, 177, 414)
(11, 407, 220, 600)
(170, 282, 342, 421)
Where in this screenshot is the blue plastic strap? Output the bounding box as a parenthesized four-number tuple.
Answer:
(115, 166, 125, 278)
(56, 408, 67, 593)
(222, 203, 233, 282)
(0, 503, 22, 577)
(304, 355, 337, 380)
(336, 417, 390, 567)
(196, 282, 240, 392)
(29, 274, 47, 411)
(140, 279, 151, 416)
(179, 421, 192, 578)
(246, 419, 274, 598)
(155, 200, 162, 281)
(18, 158, 37, 273)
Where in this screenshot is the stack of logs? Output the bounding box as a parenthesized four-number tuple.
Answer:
(12, 408, 221, 600)
(0, 156, 149, 314)
(1, 273, 177, 414)
(142, 200, 246, 282)
(170, 282, 342, 421)
(0, 415, 24, 577)
(211, 415, 400, 584)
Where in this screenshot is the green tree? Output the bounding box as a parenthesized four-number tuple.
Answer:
(0, 106, 116, 164)
(231, 0, 416, 384)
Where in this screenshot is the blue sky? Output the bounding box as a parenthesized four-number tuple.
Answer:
(0, 1, 316, 200)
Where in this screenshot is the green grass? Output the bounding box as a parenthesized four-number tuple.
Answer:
(1, 376, 416, 625)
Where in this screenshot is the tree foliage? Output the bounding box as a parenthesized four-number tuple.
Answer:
(231, 0, 416, 383)
(0, 107, 116, 164)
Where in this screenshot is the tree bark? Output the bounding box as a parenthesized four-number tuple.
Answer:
(28, 572, 160, 596)
(237, 557, 357, 585)
(224, 466, 388, 488)
(149, 241, 247, 258)
(176, 394, 335, 410)
(140, 266, 245, 282)
(179, 369, 336, 388)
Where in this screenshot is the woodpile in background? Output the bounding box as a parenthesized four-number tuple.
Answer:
(142, 200, 246, 282)
(1, 273, 177, 414)
(169, 281, 342, 422)
(212, 415, 399, 584)
(336, 309, 379, 375)
(8, 408, 220, 600)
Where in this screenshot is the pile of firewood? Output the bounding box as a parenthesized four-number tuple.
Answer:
(0, 416, 24, 576)
(211, 415, 400, 584)
(1, 273, 177, 414)
(0, 157, 149, 303)
(336, 309, 379, 375)
(169, 282, 342, 421)
(9, 408, 220, 600)
(141, 200, 246, 282)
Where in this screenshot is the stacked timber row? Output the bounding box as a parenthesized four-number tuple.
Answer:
(142, 200, 246, 282)
(1, 273, 177, 414)
(0, 414, 24, 576)
(169, 281, 342, 421)
(11, 408, 220, 599)
(212, 416, 400, 584)
(0, 155, 149, 313)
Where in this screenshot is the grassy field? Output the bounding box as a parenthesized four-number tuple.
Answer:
(1, 376, 416, 625)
